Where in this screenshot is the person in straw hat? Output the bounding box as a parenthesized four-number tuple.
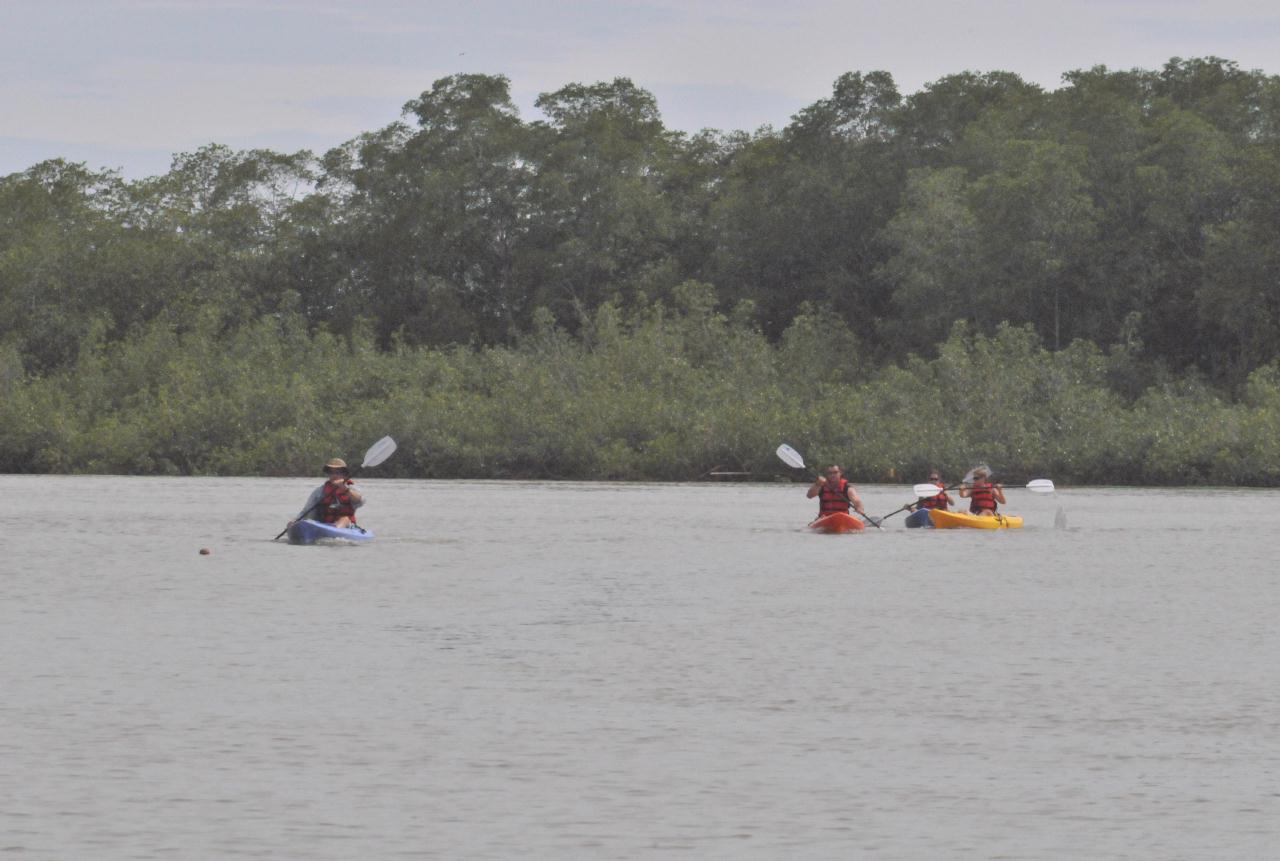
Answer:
(287, 457, 366, 531)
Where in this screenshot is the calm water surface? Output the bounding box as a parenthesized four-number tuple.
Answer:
(3, 477, 1278, 859)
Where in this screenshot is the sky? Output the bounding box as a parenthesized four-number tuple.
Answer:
(3, 0, 1279, 179)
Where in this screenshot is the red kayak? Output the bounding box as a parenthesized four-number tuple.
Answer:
(809, 512, 866, 533)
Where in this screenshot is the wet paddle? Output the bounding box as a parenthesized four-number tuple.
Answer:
(860, 463, 989, 525)
(879, 477, 1054, 522)
(878, 482, 958, 523)
(274, 436, 398, 540)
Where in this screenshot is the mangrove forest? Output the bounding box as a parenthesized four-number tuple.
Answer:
(3, 57, 1280, 484)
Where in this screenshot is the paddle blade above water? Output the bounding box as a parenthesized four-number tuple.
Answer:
(776, 443, 806, 470)
(1026, 478, 1055, 493)
(362, 435, 397, 469)
(912, 483, 943, 497)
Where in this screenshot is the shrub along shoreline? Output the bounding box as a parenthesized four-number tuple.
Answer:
(7, 63, 1280, 486)
(3, 296, 1278, 487)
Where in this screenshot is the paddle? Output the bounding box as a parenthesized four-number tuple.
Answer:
(274, 436, 398, 540)
(958, 465, 1055, 496)
(859, 461, 985, 525)
(955, 466, 1055, 519)
(775, 443, 882, 528)
(878, 482, 958, 523)
(879, 477, 1055, 522)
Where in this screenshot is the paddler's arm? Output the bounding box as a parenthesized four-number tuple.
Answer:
(845, 485, 867, 517)
(806, 476, 826, 499)
(346, 481, 365, 508)
(294, 486, 324, 522)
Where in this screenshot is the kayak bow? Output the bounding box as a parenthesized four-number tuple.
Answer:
(286, 519, 375, 545)
(809, 512, 866, 534)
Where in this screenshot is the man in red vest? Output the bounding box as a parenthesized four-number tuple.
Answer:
(287, 457, 366, 530)
(806, 464, 868, 520)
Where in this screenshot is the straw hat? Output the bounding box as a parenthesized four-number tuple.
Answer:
(324, 458, 349, 472)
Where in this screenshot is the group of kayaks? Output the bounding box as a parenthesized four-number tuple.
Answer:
(288, 499, 1022, 543)
(290, 494, 1026, 540)
(282, 437, 1041, 544)
(291, 504, 1022, 542)
(772, 442, 1051, 535)
(809, 507, 1024, 533)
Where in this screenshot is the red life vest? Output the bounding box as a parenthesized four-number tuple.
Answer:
(919, 482, 949, 510)
(320, 480, 356, 523)
(818, 479, 852, 515)
(968, 482, 998, 514)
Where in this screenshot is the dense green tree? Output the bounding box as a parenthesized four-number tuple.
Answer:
(316, 74, 534, 345)
(0, 161, 116, 369)
(5, 59, 1280, 482)
(709, 71, 903, 342)
(524, 78, 686, 324)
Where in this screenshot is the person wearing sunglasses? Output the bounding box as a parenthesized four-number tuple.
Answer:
(959, 467, 1005, 516)
(287, 457, 366, 531)
(806, 464, 868, 520)
(910, 469, 955, 512)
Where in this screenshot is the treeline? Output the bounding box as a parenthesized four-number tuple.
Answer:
(3, 58, 1280, 482)
(2, 291, 1279, 484)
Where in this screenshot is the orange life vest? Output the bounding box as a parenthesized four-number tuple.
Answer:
(818, 479, 852, 515)
(320, 481, 356, 524)
(919, 482, 949, 510)
(968, 482, 998, 514)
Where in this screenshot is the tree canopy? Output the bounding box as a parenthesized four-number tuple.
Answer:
(4, 58, 1280, 482)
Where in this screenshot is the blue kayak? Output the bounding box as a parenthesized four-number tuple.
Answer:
(904, 508, 934, 529)
(287, 519, 374, 545)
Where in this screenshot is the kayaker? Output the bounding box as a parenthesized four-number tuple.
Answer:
(959, 468, 1005, 516)
(287, 457, 365, 530)
(807, 464, 868, 520)
(910, 470, 955, 512)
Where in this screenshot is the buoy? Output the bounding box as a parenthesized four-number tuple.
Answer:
(199, 547, 211, 555)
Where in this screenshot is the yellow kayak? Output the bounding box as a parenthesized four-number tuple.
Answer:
(929, 510, 1023, 529)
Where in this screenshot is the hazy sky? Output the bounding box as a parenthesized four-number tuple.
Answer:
(3, 0, 1278, 178)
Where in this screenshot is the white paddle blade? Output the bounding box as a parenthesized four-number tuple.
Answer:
(362, 435, 398, 468)
(776, 444, 806, 470)
(1026, 478, 1055, 493)
(912, 483, 943, 497)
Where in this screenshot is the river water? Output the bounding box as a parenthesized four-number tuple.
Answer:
(3, 476, 1277, 859)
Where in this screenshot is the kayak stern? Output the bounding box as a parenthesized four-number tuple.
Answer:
(928, 510, 1023, 529)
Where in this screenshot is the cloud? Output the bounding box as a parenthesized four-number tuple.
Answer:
(4, 0, 1280, 177)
